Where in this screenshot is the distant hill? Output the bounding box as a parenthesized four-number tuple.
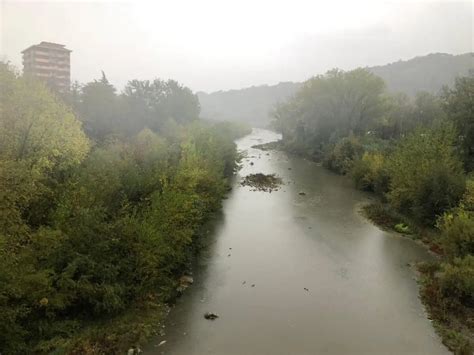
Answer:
(197, 53, 473, 127)
(369, 53, 473, 96)
(197, 81, 301, 127)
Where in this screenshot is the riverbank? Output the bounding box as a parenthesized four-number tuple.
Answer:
(253, 139, 473, 354)
(145, 128, 448, 355)
(362, 202, 474, 355)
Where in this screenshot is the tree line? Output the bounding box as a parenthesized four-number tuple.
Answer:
(273, 68, 473, 353)
(0, 63, 249, 353)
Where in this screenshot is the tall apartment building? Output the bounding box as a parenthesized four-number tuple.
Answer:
(22, 42, 71, 92)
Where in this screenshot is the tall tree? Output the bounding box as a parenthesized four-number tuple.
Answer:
(122, 79, 200, 134)
(442, 74, 474, 171)
(273, 68, 385, 148)
(79, 71, 119, 139)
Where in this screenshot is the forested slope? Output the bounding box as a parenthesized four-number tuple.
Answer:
(198, 53, 473, 126)
(370, 53, 473, 96)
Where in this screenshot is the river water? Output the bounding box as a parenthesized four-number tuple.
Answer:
(147, 129, 448, 355)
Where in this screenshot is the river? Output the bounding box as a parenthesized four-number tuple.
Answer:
(146, 128, 448, 355)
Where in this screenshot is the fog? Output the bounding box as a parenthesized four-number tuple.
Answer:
(1, 0, 472, 92)
(2, 1, 474, 354)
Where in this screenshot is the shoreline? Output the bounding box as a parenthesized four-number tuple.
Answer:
(253, 139, 473, 354)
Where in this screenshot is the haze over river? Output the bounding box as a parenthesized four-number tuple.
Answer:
(147, 129, 448, 355)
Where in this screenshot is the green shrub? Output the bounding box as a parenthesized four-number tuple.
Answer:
(438, 209, 474, 259)
(394, 223, 412, 234)
(324, 136, 364, 174)
(438, 255, 474, 307)
(461, 176, 474, 211)
(437, 177, 474, 259)
(351, 152, 390, 193)
(420, 258, 474, 354)
(386, 124, 465, 225)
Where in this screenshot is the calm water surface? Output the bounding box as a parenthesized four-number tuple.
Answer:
(146, 128, 448, 355)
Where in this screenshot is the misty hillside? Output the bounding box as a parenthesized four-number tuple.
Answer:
(198, 53, 473, 126)
(370, 53, 473, 96)
(197, 81, 302, 127)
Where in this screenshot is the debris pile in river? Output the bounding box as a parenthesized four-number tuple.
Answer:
(251, 141, 282, 151)
(241, 173, 283, 192)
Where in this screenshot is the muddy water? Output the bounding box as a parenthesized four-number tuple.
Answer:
(147, 129, 448, 355)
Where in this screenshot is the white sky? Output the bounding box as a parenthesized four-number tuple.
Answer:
(1, 0, 473, 92)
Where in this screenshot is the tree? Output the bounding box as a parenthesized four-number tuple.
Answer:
(0, 62, 90, 232)
(442, 74, 474, 171)
(376, 93, 413, 139)
(386, 124, 465, 224)
(0, 62, 89, 173)
(121, 79, 200, 134)
(273, 68, 386, 149)
(79, 71, 119, 139)
(413, 91, 446, 127)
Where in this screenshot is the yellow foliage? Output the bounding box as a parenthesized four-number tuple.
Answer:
(0, 64, 90, 173)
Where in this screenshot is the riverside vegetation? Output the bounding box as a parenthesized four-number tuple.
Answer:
(272, 68, 474, 354)
(0, 63, 250, 353)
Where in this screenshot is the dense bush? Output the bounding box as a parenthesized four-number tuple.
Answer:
(438, 177, 474, 259)
(438, 209, 474, 260)
(323, 136, 364, 174)
(351, 152, 390, 193)
(420, 257, 474, 354)
(0, 64, 240, 353)
(386, 125, 465, 224)
(438, 256, 474, 308)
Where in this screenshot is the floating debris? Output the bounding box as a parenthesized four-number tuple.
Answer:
(179, 275, 194, 285)
(241, 173, 283, 192)
(177, 275, 194, 293)
(127, 346, 142, 355)
(204, 312, 219, 320)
